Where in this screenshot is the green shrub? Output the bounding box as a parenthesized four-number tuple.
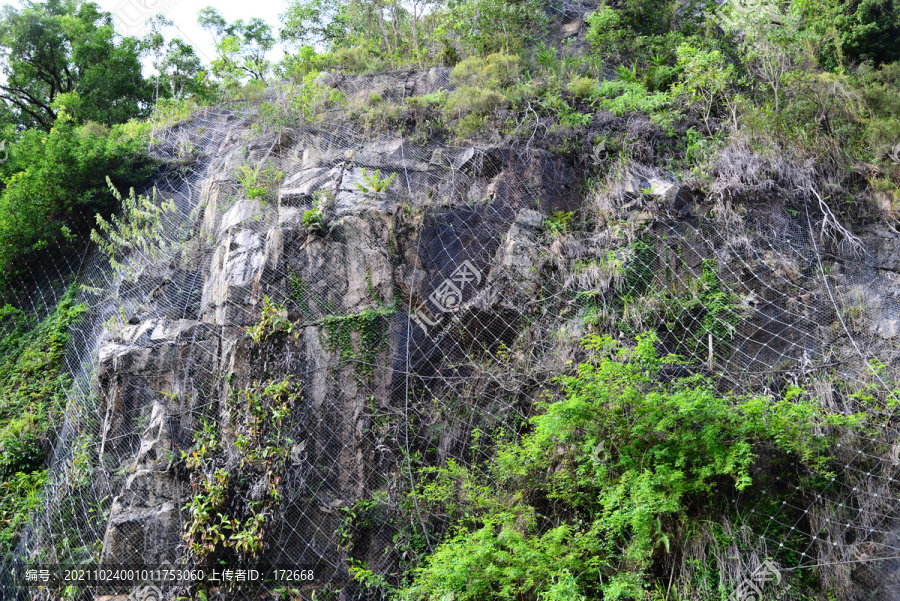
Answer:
(450, 53, 521, 90)
(302, 207, 330, 234)
(0, 286, 85, 557)
(446, 86, 507, 118)
(290, 71, 346, 121)
(670, 43, 733, 131)
(544, 211, 575, 236)
(400, 333, 861, 600)
(452, 113, 489, 140)
(567, 76, 596, 99)
(91, 179, 182, 282)
(329, 45, 377, 74)
(0, 470, 45, 553)
(443, 0, 548, 57)
(643, 63, 678, 92)
(280, 45, 327, 81)
(592, 80, 671, 116)
(860, 61, 900, 154)
(355, 168, 397, 198)
(0, 116, 154, 291)
(353, 101, 410, 133)
(235, 165, 284, 201)
(585, 6, 624, 54)
(798, 0, 900, 68)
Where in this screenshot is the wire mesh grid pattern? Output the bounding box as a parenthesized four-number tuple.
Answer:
(0, 64, 898, 601)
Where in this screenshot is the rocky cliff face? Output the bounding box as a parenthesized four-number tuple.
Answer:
(22, 69, 900, 600)
(86, 82, 587, 595)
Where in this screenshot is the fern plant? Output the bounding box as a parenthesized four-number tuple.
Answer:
(236, 165, 284, 201)
(355, 168, 397, 200)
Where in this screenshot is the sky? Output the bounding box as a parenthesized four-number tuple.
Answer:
(93, 0, 287, 68)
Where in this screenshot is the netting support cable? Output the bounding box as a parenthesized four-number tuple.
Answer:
(400, 69, 433, 552)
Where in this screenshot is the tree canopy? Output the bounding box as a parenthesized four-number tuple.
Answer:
(0, 0, 156, 130)
(198, 7, 275, 83)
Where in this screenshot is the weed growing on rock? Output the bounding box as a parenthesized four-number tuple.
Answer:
(355, 168, 397, 200)
(248, 296, 297, 343)
(236, 164, 284, 201)
(183, 377, 301, 563)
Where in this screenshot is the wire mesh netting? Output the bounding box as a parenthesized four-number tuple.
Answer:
(2, 37, 900, 601)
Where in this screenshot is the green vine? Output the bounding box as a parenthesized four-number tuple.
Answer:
(322, 307, 393, 376)
(183, 377, 301, 562)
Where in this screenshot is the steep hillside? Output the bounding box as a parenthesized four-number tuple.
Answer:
(1, 2, 900, 601)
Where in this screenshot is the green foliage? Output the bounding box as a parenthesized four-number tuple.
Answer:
(797, 0, 900, 69)
(621, 238, 656, 297)
(445, 87, 507, 119)
(585, 6, 623, 52)
(198, 7, 275, 86)
(289, 270, 314, 319)
(152, 36, 209, 101)
(235, 164, 283, 201)
(451, 113, 489, 141)
(566, 76, 596, 99)
(289, 71, 345, 121)
(592, 80, 672, 117)
(337, 493, 390, 552)
(302, 207, 332, 235)
(443, 53, 519, 133)
(184, 377, 301, 561)
(0, 470, 45, 553)
(859, 61, 900, 154)
(148, 96, 205, 130)
(0, 286, 85, 558)
(279, 0, 545, 72)
(538, 93, 592, 129)
(0, 117, 153, 291)
(671, 44, 733, 131)
(0, 0, 157, 129)
(91, 178, 180, 282)
(354, 168, 397, 198)
(400, 334, 859, 600)
(622, 255, 744, 362)
(584, 0, 706, 64)
(279, 45, 327, 82)
(322, 307, 393, 376)
(543, 211, 574, 237)
(716, 0, 802, 115)
(248, 296, 297, 343)
(438, 0, 548, 57)
(451, 54, 521, 90)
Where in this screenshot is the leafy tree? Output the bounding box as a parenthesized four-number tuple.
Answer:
(0, 0, 155, 129)
(671, 43, 734, 132)
(280, 0, 545, 66)
(280, 0, 347, 48)
(198, 7, 275, 84)
(796, 0, 900, 69)
(282, 0, 414, 58)
(157, 38, 205, 99)
(438, 0, 548, 57)
(718, 0, 805, 113)
(0, 115, 154, 289)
